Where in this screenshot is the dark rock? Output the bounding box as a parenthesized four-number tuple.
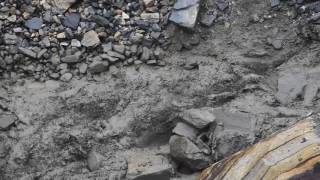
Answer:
(216, 1, 229, 11)
(180, 107, 216, 129)
(169, 135, 212, 170)
(4, 34, 18, 45)
(25, 17, 43, 30)
(18, 47, 37, 58)
(87, 151, 104, 171)
(141, 47, 152, 61)
(107, 51, 125, 60)
(88, 60, 109, 73)
(172, 122, 198, 140)
(63, 13, 80, 29)
(92, 15, 110, 26)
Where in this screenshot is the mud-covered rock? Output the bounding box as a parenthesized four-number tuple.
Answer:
(180, 107, 216, 129)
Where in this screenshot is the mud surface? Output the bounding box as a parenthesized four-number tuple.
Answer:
(1, 0, 320, 179)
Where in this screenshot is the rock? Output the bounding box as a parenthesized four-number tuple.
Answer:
(48, 0, 77, 12)
(113, 44, 125, 54)
(18, 47, 37, 58)
(60, 73, 73, 82)
(25, 17, 43, 30)
(4, 34, 18, 45)
(169, 2, 199, 28)
(71, 39, 81, 47)
(79, 63, 88, 74)
(270, 0, 280, 7)
(216, 1, 229, 11)
(107, 51, 125, 60)
(100, 54, 120, 63)
(271, 39, 282, 50)
(61, 52, 82, 63)
(140, 12, 160, 23)
(200, 11, 217, 27)
(244, 48, 269, 58)
(173, 122, 198, 140)
(63, 13, 80, 29)
(173, 0, 199, 9)
(81, 30, 101, 47)
(88, 61, 109, 73)
(57, 32, 66, 39)
(92, 15, 110, 26)
(180, 107, 216, 129)
(146, 60, 158, 65)
(143, 0, 155, 7)
(169, 135, 212, 170)
(51, 54, 61, 65)
(0, 113, 16, 130)
(141, 47, 152, 61)
(129, 167, 171, 180)
(87, 151, 104, 171)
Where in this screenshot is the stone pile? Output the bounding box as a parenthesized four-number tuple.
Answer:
(0, 0, 171, 82)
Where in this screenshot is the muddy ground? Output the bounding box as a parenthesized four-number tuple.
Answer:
(1, 0, 320, 179)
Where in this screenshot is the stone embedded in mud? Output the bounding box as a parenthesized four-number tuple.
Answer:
(180, 107, 216, 129)
(173, 122, 199, 140)
(169, 135, 212, 170)
(276, 71, 307, 105)
(200, 11, 217, 27)
(88, 60, 109, 73)
(169, 0, 200, 28)
(0, 113, 16, 130)
(87, 151, 104, 171)
(61, 52, 82, 63)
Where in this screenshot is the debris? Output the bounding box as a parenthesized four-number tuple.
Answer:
(81, 30, 101, 47)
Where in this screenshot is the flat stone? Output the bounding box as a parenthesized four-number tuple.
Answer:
(169, 135, 212, 170)
(92, 15, 110, 26)
(61, 52, 82, 63)
(173, 0, 199, 9)
(63, 13, 80, 29)
(71, 39, 81, 47)
(107, 51, 125, 60)
(270, 0, 280, 7)
(88, 61, 109, 73)
(200, 11, 217, 27)
(0, 113, 16, 130)
(48, 0, 77, 12)
(25, 17, 43, 30)
(19, 47, 37, 58)
(272, 39, 282, 50)
(4, 34, 18, 45)
(81, 30, 100, 47)
(180, 107, 216, 129)
(276, 70, 307, 105)
(169, 3, 199, 28)
(172, 122, 198, 140)
(113, 44, 125, 54)
(140, 12, 160, 23)
(100, 54, 120, 63)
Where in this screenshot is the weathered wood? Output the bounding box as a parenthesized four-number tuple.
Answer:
(199, 116, 320, 180)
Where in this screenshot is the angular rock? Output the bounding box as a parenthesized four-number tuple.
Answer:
(81, 30, 100, 47)
(19, 47, 37, 58)
(47, 0, 77, 12)
(141, 47, 152, 61)
(200, 11, 217, 27)
(63, 13, 80, 29)
(216, 1, 229, 11)
(0, 113, 16, 130)
(88, 61, 109, 73)
(169, 135, 212, 170)
(71, 39, 81, 47)
(107, 51, 125, 60)
(60, 73, 73, 82)
(25, 17, 43, 30)
(173, 122, 198, 140)
(61, 52, 82, 63)
(113, 44, 125, 54)
(174, 0, 199, 9)
(169, 3, 199, 28)
(4, 34, 18, 45)
(180, 107, 216, 129)
(143, 0, 155, 7)
(92, 15, 110, 26)
(270, 0, 280, 7)
(140, 12, 160, 23)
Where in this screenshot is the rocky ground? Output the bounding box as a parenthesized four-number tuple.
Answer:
(2, 0, 320, 179)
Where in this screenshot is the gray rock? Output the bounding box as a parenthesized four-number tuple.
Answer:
(71, 39, 81, 47)
(48, 0, 77, 12)
(41, 36, 51, 47)
(19, 47, 37, 58)
(173, 0, 199, 9)
(4, 34, 18, 45)
(25, 17, 43, 30)
(60, 73, 73, 82)
(276, 70, 307, 105)
(143, 0, 155, 7)
(81, 30, 101, 47)
(173, 122, 198, 140)
(51, 54, 61, 65)
(200, 11, 217, 27)
(92, 15, 110, 26)
(0, 113, 16, 130)
(180, 107, 216, 129)
(169, 3, 199, 28)
(87, 151, 105, 171)
(61, 52, 82, 63)
(272, 39, 282, 50)
(216, 1, 229, 11)
(140, 12, 160, 23)
(270, 0, 280, 7)
(141, 47, 152, 61)
(113, 44, 125, 54)
(79, 63, 88, 74)
(63, 13, 80, 29)
(88, 61, 109, 73)
(169, 135, 212, 170)
(100, 54, 120, 63)
(107, 51, 125, 60)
